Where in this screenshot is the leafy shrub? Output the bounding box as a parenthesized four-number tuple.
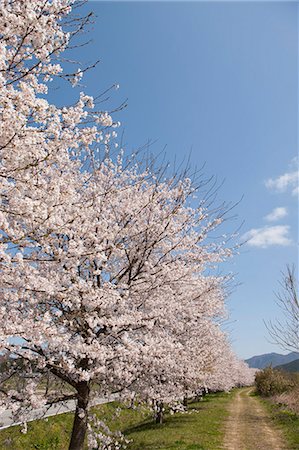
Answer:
(255, 367, 294, 397)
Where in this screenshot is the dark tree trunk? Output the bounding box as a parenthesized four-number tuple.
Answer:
(68, 382, 90, 450)
(129, 396, 135, 409)
(183, 395, 188, 409)
(155, 401, 164, 424)
(195, 393, 203, 402)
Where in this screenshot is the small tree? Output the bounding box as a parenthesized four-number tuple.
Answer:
(266, 265, 299, 353)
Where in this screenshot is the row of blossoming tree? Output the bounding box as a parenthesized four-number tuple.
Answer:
(0, 1, 255, 449)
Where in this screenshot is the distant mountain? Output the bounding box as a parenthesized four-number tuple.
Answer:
(245, 352, 299, 369)
(275, 358, 299, 373)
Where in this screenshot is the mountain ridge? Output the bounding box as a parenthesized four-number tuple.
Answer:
(245, 351, 299, 369)
(275, 358, 299, 373)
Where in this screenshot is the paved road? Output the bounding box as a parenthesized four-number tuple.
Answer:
(0, 394, 118, 430)
(223, 387, 286, 450)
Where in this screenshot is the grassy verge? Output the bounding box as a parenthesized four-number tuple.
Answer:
(260, 397, 299, 450)
(125, 392, 234, 450)
(0, 391, 235, 450)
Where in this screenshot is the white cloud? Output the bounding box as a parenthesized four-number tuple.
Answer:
(243, 225, 292, 248)
(264, 207, 288, 222)
(265, 158, 299, 196)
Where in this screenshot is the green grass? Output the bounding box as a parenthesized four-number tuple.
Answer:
(0, 412, 75, 450)
(124, 392, 234, 450)
(260, 398, 299, 450)
(0, 391, 235, 450)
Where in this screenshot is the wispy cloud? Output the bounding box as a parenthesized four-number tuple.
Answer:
(243, 225, 292, 248)
(265, 158, 299, 196)
(264, 207, 287, 222)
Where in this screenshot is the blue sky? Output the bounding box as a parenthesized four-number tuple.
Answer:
(55, 1, 298, 359)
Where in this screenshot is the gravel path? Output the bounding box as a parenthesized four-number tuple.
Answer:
(223, 387, 286, 450)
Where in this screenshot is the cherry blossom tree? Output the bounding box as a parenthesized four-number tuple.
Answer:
(0, 1, 246, 449)
(0, 1, 118, 448)
(125, 299, 228, 422)
(205, 341, 255, 393)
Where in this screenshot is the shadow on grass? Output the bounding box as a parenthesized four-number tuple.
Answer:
(122, 393, 232, 450)
(124, 413, 194, 435)
(124, 395, 228, 436)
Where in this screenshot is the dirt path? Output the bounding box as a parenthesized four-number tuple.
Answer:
(223, 387, 286, 450)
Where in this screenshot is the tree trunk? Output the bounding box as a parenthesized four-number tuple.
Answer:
(183, 395, 188, 409)
(155, 401, 164, 424)
(68, 382, 90, 450)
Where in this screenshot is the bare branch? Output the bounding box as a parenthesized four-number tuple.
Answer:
(265, 264, 299, 352)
